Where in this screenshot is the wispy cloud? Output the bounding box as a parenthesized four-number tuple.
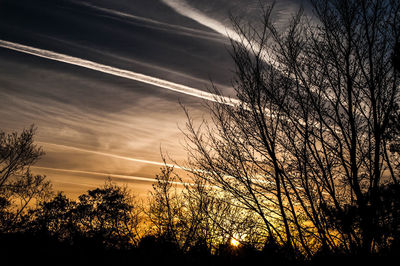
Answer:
(37, 141, 188, 170)
(77, 2, 225, 42)
(32, 166, 221, 191)
(161, 0, 279, 67)
(161, 0, 238, 43)
(31, 166, 192, 186)
(0, 40, 239, 106)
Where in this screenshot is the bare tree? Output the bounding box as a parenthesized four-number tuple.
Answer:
(146, 166, 206, 251)
(0, 125, 43, 188)
(146, 164, 257, 254)
(183, 0, 400, 256)
(0, 126, 52, 231)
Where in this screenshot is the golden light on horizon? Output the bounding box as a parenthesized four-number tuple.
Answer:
(230, 237, 240, 247)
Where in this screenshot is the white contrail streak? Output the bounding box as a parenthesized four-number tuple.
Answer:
(38, 142, 275, 185)
(161, 0, 237, 39)
(31, 166, 192, 186)
(37, 141, 187, 170)
(77, 2, 225, 42)
(161, 1, 339, 126)
(0, 39, 240, 106)
(161, 0, 279, 67)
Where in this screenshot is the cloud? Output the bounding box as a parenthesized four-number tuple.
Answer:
(160, 0, 280, 67)
(77, 1, 226, 43)
(0, 40, 239, 106)
(31, 166, 192, 186)
(161, 0, 238, 42)
(37, 141, 188, 170)
(160, 0, 308, 70)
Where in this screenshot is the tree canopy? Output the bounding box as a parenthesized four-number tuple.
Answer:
(183, 0, 400, 256)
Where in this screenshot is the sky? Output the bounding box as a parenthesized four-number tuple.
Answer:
(0, 0, 304, 198)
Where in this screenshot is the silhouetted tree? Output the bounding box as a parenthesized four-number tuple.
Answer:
(147, 164, 271, 255)
(74, 180, 136, 249)
(146, 166, 207, 251)
(183, 177, 268, 251)
(0, 126, 52, 232)
(26, 179, 141, 250)
(183, 0, 400, 256)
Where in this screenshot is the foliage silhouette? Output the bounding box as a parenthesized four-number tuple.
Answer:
(1, 125, 400, 264)
(182, 0, 400, 256)
(25, 179, 139, 250)
(0, 125, 52, 232)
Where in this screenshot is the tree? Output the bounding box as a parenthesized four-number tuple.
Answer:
(183, 0, 400, 256)
(26, 179, 142, 249)
(147, 166, 198, 251)
(147, 160, 279, 255)
(74, 180, 137, 249)
(25, 192, 76, 241)
(0, 126, 52, 232)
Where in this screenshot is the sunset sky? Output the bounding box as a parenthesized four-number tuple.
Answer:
(0, 0, 305, 198)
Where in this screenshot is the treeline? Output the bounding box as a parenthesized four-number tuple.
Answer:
(1, 127, 400, 266)
(0, 126, 296, 265)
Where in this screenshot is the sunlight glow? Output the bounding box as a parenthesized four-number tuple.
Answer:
(230, 237, 240, 247)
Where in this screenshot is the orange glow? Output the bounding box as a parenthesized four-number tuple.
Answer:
(230, 237, 240, 247)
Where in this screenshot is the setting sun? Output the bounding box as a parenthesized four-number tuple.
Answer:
(230, 237, 240, 247)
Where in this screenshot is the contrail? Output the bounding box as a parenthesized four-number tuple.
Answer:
(31, 166, 192, 186)
(37, 141, 188, 170)
(161, 0, 237, 39)
(0, 39, 240, 106)
(38, 142, 276, 186)
(77, 2, 225, 42)
(161, 1, 338, 122)
(160, 0, 277, 65)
